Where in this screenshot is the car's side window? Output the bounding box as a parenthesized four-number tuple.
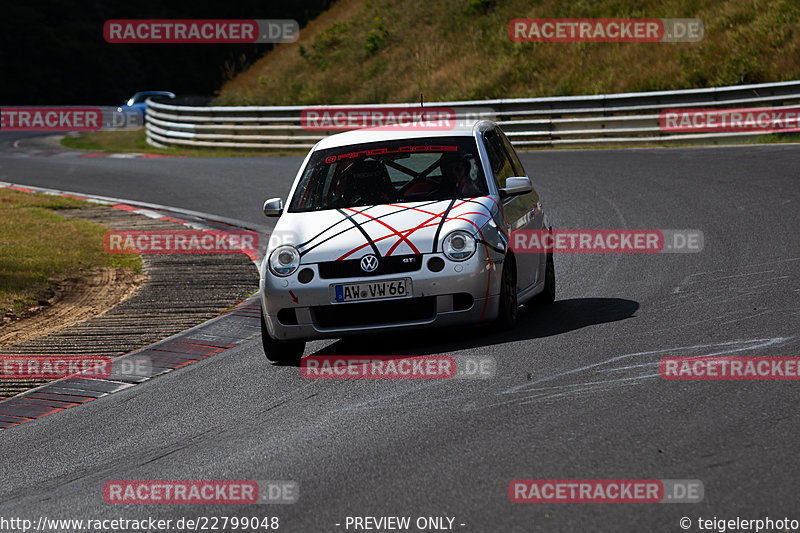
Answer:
(483, 130, 516, 189)
(499, 130, 525, 177)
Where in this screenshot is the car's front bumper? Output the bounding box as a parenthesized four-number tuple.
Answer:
(260, 252, 503, 341)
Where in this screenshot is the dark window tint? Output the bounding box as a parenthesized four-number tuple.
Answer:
(499, 129, 525, 177)
(288, 137, 489, 212)
(482, 129, 516, 189)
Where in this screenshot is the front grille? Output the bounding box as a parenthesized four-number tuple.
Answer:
(312, 297, 436, 328)
(317, 254, 422, 279)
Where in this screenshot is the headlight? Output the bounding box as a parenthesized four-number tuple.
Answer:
(442, 231, 476, 261)
(268, 245, 300, 276)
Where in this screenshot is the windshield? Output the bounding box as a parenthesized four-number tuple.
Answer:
(288, 137, 488, 212)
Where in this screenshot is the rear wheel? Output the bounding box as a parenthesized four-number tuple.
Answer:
(527, 252, 555, 308)
(261, 307, 304, 364)
(495, 255, 518, 330)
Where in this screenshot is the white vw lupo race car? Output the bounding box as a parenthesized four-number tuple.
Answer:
(259, 120, 555, 362)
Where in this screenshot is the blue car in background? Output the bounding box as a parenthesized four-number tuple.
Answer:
(117, 91, 175, 119)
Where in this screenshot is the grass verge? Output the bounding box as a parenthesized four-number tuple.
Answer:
(0, 189, 141, 314)
(217, 0, 800, 106)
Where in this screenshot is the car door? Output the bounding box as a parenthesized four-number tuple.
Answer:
(481, 127, 542, 292)
(498, 129, 547, 290)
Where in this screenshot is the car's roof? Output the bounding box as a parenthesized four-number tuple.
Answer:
(314, 120, 492, 151)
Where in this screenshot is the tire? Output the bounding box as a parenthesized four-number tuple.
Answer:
(261, 307, 304, 364)
(527, 252, 555, 308)
(495, 254, 518, 330)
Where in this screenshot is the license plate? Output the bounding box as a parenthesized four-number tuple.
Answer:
(333, 279, 411, 303)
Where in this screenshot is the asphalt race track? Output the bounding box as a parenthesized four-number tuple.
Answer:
(0, 133, 798, 531)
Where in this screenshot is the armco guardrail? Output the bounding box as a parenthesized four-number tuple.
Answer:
(145, 81, 800, 150)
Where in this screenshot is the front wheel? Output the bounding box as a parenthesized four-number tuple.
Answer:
(261, 307, 304, 364)
(495, 255, 518, 331)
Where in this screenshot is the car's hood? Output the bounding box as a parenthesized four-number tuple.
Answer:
(272, 197, 498, 263)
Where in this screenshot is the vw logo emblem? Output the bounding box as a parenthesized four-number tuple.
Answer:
(360, 254, 379, 273)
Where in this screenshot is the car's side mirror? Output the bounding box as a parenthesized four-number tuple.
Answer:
(263, 197, 284, 217)
(499, 177, 532, 198)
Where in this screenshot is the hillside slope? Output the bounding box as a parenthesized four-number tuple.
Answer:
(216, 0, 800, 105)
